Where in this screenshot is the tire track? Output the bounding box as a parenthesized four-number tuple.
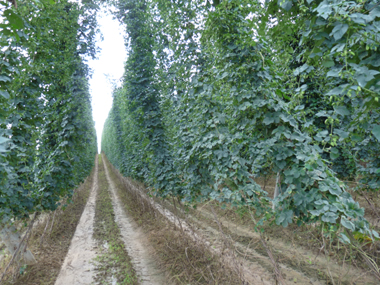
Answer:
(55, 155, 98, 285)
(102, 156, 166, 285)
(109, 164, 275, 285)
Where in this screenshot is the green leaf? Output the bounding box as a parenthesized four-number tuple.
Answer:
(0, 136, 9, 144)
(331, 43, 345, 53)
(334, 106, 350, 116)
(327, 85, 345, 95)
(330, 23, 349, 41)
(278, 0, 293, 11)
(341, 216, 355, 231)
(351, 134, 362, 142)
(330, 147, 340, 160)
(321, 212, 338, 223)
(322, 60, 334, 67)
(220, 72, 228, 79)
(350, 13, 371, 25)
(0, 75, 11, 82)
(334, 129, 349, 139)
(0, 90, 10, 99)
(4, 10, 24, 30)
(326, 67, 342, 77)
(369, 6, 380, 18)
(276, 210, 293, 227)
(350, 65, 380, 87)
(310, 207, 325, 216)
(293, 63, 309, 76)
(372, 125, 380, 142)
(0, 136, 8, 153)
(339, 233, 351, 244)
(315, 2, 333, 19)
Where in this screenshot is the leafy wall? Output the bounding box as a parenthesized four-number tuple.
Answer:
(101, 0, 380, 240)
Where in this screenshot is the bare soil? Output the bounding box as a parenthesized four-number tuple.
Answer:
(4, 157, 379, 285)
(92, 155, 138, 284)
(102, 155, 165, 284)
(113, 167, 380, 284)
(194, 204, 378, 284)
(104, 155, 243, 285)
(54, 156, 99, 285)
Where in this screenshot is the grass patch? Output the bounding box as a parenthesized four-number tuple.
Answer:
(93, 155, 138, 285)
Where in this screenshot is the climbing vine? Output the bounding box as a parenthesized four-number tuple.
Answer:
(0, 0, 98, 225)
(102, 0, 379, 241)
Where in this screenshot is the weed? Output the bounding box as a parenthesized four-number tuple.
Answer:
(93, 159, 138, 285)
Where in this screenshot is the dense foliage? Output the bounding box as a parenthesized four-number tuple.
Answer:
(0, 0, 98, 224)
(102, 0, 380, 241)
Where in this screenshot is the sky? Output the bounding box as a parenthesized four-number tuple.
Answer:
(87, 8, 127, 152)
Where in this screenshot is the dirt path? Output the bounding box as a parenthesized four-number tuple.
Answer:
(122, 174, 378, 285)
(52, 154, 378, 285)
(102, 157, 166, 285)
(117, 172, 275, 284)
(54, 155, 167, 285)
(54, 157, 98, 285)
(195, 207, 378, 285)
(157, 198, 379, 285)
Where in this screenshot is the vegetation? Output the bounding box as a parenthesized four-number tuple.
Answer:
(2, 0, 380, 281)
(102, 0, 380, 243)
(93, 155, 137, 284)
(0, 0, 97, 224)
(2, 163, 95, 284)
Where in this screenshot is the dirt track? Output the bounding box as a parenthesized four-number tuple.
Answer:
(54, 155, 166, 285)
(55, 156, 98, 285)
(102, 157, 166, 284)
(14, 153, 376, 285)
(106, 157, 379, 285)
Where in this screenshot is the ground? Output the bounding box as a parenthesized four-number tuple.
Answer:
(1, 154, 379, 284)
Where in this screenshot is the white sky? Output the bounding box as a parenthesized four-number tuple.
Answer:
(88, 9, 127, 152)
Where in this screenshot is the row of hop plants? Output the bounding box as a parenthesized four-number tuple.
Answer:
(102, 0, 380, 244)
(0, 0, 98, 263)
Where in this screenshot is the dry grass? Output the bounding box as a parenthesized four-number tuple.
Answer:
(0, 165, 95, 285)
(146, 174, 380, 284)
(104, 155, 243, 285)
(199, 195, 380, 284)
(103, 159, 380, 284)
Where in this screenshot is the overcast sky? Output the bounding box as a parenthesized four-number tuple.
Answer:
(88, 8, 127, 152)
